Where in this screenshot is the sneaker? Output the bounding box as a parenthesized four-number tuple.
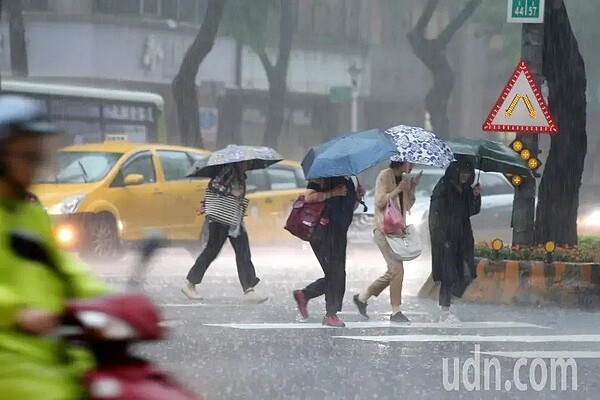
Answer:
(244, 289, 269, 304)
(322, 314, 346, 328)
(390, 311, 410, 323)
(181, 285, 202, 300)
(439, 311, 461, 324)
(293, 290, 309, 319)
(353, 294, 369, 319)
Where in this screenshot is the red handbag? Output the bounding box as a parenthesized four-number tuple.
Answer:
(284, 195, 327, 241)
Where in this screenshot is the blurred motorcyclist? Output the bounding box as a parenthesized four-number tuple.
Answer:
(0, 96, 109, 399)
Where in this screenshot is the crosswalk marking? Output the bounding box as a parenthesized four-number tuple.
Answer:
(334, 334, 600, 343)
(476, 351, 600, 359)
(204, 321, 549, 330)
(160, 303, 240, 307)
(337, 311, 430, 317)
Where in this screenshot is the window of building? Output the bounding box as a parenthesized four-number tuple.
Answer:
(141, 0, 159, 15)
(93, 0, 140, 15)
(23, 0, 49, 11)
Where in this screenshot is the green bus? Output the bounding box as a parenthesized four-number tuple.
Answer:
(0, 79, 167, 144)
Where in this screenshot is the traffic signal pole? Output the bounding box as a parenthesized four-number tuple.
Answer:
(512, 22, 544, 246)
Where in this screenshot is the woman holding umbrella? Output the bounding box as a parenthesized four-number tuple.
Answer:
(182, 145, 282, 303)
(353, 159, 422, 323)
(292, 176, 365, 327)
(428, 159, 481, 323)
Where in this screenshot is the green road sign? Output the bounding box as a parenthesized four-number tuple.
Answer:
(329, 86, 352, 104)
(507, 0, 544, 23)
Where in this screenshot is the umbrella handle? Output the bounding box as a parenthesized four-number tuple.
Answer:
(355, 176, 368, 213)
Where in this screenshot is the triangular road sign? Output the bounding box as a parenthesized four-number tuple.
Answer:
(482, 60, 557, 134)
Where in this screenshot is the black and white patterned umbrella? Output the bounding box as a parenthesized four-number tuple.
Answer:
(385, 125, 455, 168)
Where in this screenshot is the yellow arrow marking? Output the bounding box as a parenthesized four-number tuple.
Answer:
(505, 94, 521, 118)
(522, 94, 536, 118)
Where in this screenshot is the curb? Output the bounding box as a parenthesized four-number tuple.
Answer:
(418, 257, 600, 308)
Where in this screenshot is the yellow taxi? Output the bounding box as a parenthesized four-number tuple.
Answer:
(32, 141, 307, 261)
(32, 140, 211, 261)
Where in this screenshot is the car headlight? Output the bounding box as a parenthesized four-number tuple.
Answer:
(47, 194, 85, 215)
(579, 209, 600, 228)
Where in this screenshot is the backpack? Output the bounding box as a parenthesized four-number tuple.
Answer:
(284, 195, 327, 241)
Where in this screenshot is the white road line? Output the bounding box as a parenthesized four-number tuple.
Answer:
(334, 334, 600, 343)
(475, 351, 600, 359)
(160, 303, 240, 307)
(203, 321, 549, 330)
(337, 311, 430, 316)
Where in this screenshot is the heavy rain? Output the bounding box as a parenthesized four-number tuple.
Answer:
(1, 0, 600, 399)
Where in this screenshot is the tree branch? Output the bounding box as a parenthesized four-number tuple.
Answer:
(413, 0, 439, 35)
(275, 0, 294, 71)
(256, 47, 275, 79)
(174, 0, 226, 80)
(437, 0, 482, 47)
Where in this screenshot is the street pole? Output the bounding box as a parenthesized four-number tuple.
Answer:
(351, 85, 358, 132)
(348, 63, 361, 132)
(512, 21, 544, 246)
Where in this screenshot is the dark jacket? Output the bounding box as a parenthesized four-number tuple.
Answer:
(307, 177, 357, 234)
(428, 161, 481, 295)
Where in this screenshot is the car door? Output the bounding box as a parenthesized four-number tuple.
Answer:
(105, 151, 163, 241)
(155, 150, 199, 240)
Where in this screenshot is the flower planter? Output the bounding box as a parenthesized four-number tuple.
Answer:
(418, 257, 600, 308)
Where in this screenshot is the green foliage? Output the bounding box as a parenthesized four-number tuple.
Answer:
(475, 241, 599, 263)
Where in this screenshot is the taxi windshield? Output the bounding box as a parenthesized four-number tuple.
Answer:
(37, 151, 123, 184)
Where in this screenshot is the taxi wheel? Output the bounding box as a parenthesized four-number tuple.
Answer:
(80, 213, 122, 262)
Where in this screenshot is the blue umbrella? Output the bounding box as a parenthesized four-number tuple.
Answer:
(301, 129, 397, 180)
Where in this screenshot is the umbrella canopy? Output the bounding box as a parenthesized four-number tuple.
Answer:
(385, 125, 454, 168)
(301, 129, 397, 180)
(445, 137, 532, 177)
(186, 144, 283, 178)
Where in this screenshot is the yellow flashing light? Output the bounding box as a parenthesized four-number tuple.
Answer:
(528, 158, 540, 170)
(545, 241, 556, 253)
(511, 140, 524, 152)
(492, 239, 504, 251)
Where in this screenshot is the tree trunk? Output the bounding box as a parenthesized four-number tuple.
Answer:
(5, 0, 28, 77)
(534, 0, 587, 245)
(407, 0, 481, 139)
(263, 69, 287, 148)
(172, 0, 226, 147)
(260, 0, 295, 148)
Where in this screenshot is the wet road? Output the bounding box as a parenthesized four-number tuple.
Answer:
(88, 245, 600, 400)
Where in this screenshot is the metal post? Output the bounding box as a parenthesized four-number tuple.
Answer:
(351, 85, 358, 132)
(348, 63, 361, 133)
(512, 22, 544, 246)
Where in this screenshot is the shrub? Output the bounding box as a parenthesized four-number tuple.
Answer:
(475, 240, 599, 263)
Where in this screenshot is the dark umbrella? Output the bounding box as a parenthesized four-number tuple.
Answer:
(301, 129, 397, 180)
(186, 144, 283, 178)
(446, 137, 533, 178)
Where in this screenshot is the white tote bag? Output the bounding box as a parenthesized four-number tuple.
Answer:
(385, 224, 422, 261)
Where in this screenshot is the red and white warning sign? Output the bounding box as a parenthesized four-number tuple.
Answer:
(482, 60, 557, 133)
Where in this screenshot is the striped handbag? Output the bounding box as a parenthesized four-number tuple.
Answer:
(204, 189, 249, 227)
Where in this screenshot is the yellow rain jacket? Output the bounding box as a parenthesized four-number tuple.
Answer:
(0, 195, 109, 400)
